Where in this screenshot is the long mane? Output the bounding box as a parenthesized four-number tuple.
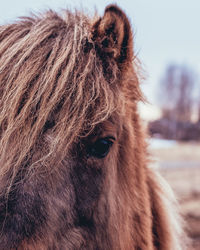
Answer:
(0, 10, 131, 192)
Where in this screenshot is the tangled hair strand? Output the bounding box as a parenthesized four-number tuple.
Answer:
(0, 10, 123, 193)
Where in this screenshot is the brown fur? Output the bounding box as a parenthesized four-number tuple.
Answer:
(0, 5, 184, 250)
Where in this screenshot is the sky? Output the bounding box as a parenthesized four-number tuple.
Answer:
(0, 0, 199, 120)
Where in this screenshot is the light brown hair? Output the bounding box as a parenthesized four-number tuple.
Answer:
(0, 5, 184, 249)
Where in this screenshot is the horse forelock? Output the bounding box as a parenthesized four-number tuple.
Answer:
(0, 10, 128, 191)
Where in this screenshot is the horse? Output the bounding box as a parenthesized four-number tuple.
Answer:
(0, 5, 184, 250)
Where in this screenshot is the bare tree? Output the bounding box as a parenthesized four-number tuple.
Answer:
(198, 99, 200, 123)
(150, 64, 199, 140)
(158, 64, 195, 123)
(158, 64, 177, 121)
(176, 66, 195, 122)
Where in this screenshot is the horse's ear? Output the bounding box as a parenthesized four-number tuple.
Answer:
(92, 5, 133, 69)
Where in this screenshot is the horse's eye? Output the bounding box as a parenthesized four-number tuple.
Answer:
(88, 137, 115, 159)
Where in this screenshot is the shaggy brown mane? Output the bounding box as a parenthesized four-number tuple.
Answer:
(0, 5, 184, 250)
(0, 10, 139, 189)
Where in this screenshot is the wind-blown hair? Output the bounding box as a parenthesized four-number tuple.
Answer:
(0, 5, 185, 250)
(0, 10, 128, 191)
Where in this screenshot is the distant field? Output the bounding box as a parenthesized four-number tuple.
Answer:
(150, 140, 200, 162)
(149, 141, 200, 250)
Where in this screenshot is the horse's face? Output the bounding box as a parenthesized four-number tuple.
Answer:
(4, 121, 121, 249)
(0, 5, 142, 249)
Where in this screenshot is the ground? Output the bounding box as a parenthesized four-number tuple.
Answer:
(150, 141, 200, 250)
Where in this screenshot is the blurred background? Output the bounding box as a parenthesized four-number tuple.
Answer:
(1, 0, 199, 248)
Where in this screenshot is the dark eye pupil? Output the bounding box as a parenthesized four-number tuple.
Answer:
(88, 138, 114, 159)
